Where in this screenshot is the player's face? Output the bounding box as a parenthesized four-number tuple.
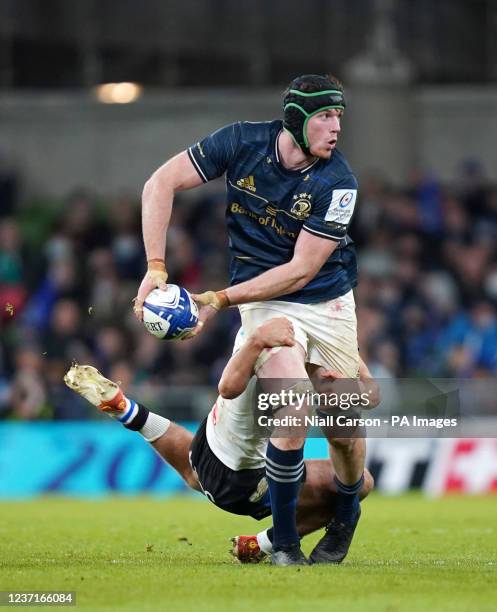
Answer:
(306, 109, 342, 158)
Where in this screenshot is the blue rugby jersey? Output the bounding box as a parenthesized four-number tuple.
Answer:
(187, 120, 358, 304)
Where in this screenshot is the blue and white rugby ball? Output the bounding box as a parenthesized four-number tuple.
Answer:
(143, 285, 199, 340)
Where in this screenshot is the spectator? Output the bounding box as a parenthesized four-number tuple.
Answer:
(2, 159, 497, 420)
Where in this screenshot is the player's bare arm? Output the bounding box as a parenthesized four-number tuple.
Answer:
(191, 229, 339, 332)
(218, 318, 295, 399)
(226, 229, 339, 304)
(134, 151, 204, 318)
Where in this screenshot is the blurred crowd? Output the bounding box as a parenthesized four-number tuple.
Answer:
(1, 159, 497, 420)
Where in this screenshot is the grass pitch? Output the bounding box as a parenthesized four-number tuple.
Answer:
(0, 494, 496, 611)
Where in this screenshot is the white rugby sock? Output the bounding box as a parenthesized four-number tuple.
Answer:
(256, 529, 273, 555)
(140, 412, 171, 442)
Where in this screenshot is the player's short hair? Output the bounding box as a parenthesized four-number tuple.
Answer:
(283, 74, 344, 99)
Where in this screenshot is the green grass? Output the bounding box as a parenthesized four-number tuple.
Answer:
(0, 494, 496, 611)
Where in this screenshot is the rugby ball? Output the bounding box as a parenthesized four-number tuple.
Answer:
(142, 285, 199, 340)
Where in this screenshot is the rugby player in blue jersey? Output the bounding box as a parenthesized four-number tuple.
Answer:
(134, 74, 366, 565)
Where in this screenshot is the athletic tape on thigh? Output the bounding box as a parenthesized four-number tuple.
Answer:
(254, 346, 283, 374)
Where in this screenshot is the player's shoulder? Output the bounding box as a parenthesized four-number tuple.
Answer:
(317, 148, 358, 189)
(238, 119, 281, 144)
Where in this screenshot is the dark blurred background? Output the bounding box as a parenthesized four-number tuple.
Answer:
(1, 0, 497, 421)
(1, 0, 496, 87)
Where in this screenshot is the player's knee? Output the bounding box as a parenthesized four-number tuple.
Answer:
(271, 437, 305, 451)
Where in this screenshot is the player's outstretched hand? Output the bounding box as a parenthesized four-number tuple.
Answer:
(133, 260, 168, 321)
(255, 317, 295, 348)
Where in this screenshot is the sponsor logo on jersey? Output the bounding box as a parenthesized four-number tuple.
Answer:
(231, 202, 298, 239)
(236, 175, 256, 192)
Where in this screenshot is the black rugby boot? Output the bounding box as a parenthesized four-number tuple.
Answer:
(309, 507, 361, 564)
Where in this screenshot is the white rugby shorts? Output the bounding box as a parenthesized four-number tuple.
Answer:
(238, 290, 359, 377)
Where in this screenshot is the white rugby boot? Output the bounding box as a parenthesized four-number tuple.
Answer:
(64, 364, 127, 416)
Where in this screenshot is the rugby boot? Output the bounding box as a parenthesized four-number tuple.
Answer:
(309, 507, 361, 564)
(64, 364, 127, 416)
(230, 536, 267, 564)
(271, 544, 309, 566)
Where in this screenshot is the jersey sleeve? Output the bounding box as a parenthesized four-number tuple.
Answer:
(303, 174, 358, 242)
(187, 123, 241, 182)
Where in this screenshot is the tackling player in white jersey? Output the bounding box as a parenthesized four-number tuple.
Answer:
(65, 317, 375, 564)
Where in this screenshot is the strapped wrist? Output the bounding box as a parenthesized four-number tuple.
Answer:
(215, 290, 231, 309)
(147, 258, 166, 271)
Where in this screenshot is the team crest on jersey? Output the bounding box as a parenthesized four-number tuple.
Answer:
(265, 193, 312, 221)
(236, 175, 256, 192)
(290, 193, 312, 220)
